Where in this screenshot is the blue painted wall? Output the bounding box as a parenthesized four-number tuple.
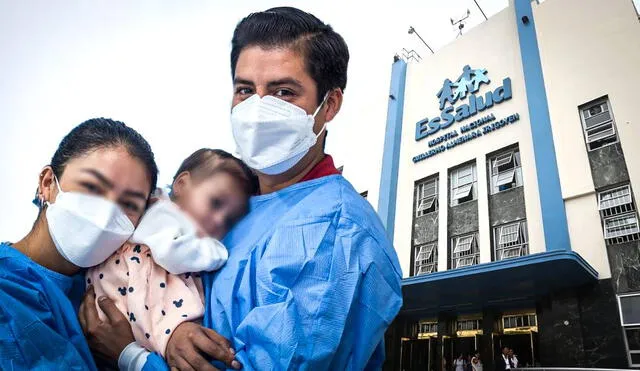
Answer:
(377, 60, 407, 241)
(514, 0, 571, 251)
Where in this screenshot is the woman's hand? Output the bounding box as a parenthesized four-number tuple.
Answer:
(165, 322, 241, 371)
(79, 286, 135, 362)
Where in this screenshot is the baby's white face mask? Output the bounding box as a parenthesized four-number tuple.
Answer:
(46, 176, 134, 267)
(230, 93, 328, 175)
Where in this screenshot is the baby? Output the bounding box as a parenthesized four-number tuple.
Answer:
(87, 148, 257, 356)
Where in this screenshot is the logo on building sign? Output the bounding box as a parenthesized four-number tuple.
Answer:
(415, 65, 512, 141)
(437, 65, 490, 110)
(412, 66, 520, 163)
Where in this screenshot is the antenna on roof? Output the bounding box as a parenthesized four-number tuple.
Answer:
(451, 9, 471, 37)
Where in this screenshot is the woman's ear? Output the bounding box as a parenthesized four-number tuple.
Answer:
(38, 166, 56, 205)
(171, 171, 191, 200)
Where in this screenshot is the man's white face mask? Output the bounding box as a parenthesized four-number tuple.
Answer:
(230, 93, 328, 175)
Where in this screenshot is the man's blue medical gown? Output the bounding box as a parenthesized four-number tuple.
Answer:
(148, 175, 403, 370)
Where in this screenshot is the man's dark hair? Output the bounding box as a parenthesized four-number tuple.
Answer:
(51, 118, 158, 195)
(230, 7, 349, 105)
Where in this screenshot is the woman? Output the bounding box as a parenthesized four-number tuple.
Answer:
(0, 118, 158, 370)
(454, 353, 467, 371)
(471, 351, 483, 371)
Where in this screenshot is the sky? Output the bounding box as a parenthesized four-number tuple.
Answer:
(1, 0, 638, 242)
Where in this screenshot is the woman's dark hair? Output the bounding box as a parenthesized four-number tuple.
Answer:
(173, 148, 258, 196)
(231, 6, 349, 105)
(51, 118, 158, 194)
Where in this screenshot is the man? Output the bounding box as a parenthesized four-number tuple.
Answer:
(495, 346, 514, 371)
(82, 7, 403, 371)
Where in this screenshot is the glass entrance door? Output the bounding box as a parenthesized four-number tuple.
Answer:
(401, 339, 431, 371)
(497, 332, 537, 367)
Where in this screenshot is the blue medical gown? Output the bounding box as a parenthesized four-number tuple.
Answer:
(198, 175, 403, 370)
(0, 243, 96, 371)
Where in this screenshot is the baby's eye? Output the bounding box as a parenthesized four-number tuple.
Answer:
(210, 198, 222, 210)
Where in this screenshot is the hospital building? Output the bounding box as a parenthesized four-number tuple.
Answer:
(373, 0, 640, 369)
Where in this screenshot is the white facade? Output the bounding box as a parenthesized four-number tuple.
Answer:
(392, 0, 640, 280)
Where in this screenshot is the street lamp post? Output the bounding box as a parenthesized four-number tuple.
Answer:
(408, 26, 434, 54)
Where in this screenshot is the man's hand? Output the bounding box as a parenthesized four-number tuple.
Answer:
(79, 286, 135, 362)
(165, 322, 241, 371)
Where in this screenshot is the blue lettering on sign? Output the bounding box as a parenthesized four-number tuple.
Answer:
(413, 113, 520, 163)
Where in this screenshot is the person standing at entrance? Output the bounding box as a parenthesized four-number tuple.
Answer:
(454, 353, 467, 371)
(508, 348, 519, 368)
(496, 346, 514, 370)
(471, 351, 483, 371)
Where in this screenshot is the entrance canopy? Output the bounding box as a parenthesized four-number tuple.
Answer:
(401, 251, 597, 317)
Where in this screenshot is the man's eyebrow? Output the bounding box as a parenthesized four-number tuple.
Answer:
(81, 169, 114, 189)
(267, 78, 304, 90)
(233, 78, 254, 86)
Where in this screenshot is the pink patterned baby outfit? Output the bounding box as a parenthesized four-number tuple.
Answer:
(87, 199, 228, 356)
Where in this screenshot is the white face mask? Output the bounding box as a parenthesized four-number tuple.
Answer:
(46, 177, 135, 267)
(230, 94, 328, 175)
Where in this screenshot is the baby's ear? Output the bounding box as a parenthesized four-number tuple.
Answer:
(172, 171, 191, 199)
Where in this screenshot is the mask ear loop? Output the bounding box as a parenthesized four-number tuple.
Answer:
(313, 92, 331, 138)
(43, 175, 64, 208)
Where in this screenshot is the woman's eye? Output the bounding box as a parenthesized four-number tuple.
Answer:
(81, 182, 101, 194)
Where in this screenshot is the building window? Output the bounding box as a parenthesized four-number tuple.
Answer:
(415, 177, 438, 217)
(599, 185, 634, 216)
(418, 321, 438, 335)
(618, 293, 640, 367)
(457, 319, 481, 331)
(598, 184, 640, 245)
(580, 98, 617, 151)
(489, 149, 523, 194)
(414, 242, 438, 275)
(451, 233, 479, 269)
(493, 221, 529, 261)
(503, 314, 537, 330)
(450, 163, 477, 206)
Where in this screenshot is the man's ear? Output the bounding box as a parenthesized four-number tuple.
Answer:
(172, 171, 191, 199)
(39, 166, 56, 204)
(323, 88, 343, 123)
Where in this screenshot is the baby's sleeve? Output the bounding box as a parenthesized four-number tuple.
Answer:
(129, 200, 229, 275)
(152, 235, 228, 275)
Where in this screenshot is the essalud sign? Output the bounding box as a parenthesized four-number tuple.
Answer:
(415, 65, 512, 141)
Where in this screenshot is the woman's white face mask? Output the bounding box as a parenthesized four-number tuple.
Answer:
(46, 176, 135, 267)
(230, 94, 328, 175)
